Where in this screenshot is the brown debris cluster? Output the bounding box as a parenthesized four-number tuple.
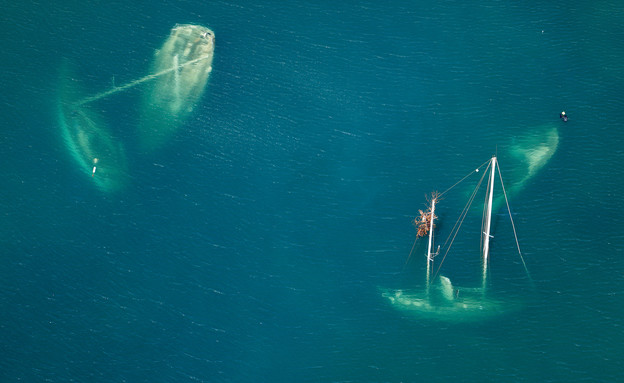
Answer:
(414, 193, 439, 237)
(415, 209, 435, 237)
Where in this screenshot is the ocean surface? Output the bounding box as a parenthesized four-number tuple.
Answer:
(2, 1, 623, 381)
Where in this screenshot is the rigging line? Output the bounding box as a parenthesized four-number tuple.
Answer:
(404, 193, 437, 269)
(439, 163, 489, 253)
(439, 158, 491, 198)
(403, 235, 420, 270)
(432, 167, 488, 281)
(432, 181, 480, 281)
(73, 108, 98, 129)
(74, 53, 213, 107)
(496, 164, 533, 282)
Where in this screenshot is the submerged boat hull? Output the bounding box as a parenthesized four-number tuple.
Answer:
(380, 277, 515, 322)
(57, 63, 128, 192)
(139, 24, 215, 152)
(384, 154, 535, 322)
(457, 125, 559, 213)
(508, 124, 559, 192)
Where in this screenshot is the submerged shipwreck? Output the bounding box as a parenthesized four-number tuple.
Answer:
(57, 24, 215, 191)
(507, 125, 559, 195)
(382, 156, 533, 321)
(56, 63, 128, 192)
(139, 24, 215, 152)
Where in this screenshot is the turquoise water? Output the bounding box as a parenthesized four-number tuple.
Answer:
(2, 1, 623, 381)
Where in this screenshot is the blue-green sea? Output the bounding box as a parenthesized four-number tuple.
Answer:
(2, 1, 623, 381)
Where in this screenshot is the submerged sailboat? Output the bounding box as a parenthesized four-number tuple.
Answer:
(139, 24, 215, 152)
(382, 156, 530, 321)
(57, 62, 129, 192)
(57, 24, 215, 191)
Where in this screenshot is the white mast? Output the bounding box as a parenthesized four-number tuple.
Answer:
(482, 156, 496, 289)
(426, 198, 436, 293)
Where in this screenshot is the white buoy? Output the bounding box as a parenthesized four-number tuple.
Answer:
(92, 158, 98, 177)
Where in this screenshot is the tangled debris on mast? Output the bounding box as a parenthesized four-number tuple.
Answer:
(415, 192, 439, 238)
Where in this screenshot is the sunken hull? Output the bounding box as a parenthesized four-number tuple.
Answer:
(380, 277, 517, 322)
(456, 125, 559, 213)
(57, 63, 128, 192)
(491, 124, 559, 212)
(507, 124, 559, 193)
(139, 24, 215, 152)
